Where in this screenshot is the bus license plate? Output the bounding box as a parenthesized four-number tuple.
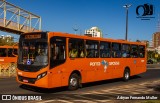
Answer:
(23, 79, 28, 83)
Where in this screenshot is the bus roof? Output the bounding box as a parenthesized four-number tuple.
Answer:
(48, 32, 146, 46)
(22, 31, 146, 46)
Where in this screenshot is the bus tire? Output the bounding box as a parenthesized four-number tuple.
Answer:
(123, 69, 130, 82)
(68, 73, 79, 91)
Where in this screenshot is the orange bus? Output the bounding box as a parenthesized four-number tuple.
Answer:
(0, 45, 18, 63)
(0, 45, 18, 74)
(16, 32, 146, 90)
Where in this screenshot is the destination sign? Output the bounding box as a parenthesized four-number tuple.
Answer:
(25, 34, 41, 39)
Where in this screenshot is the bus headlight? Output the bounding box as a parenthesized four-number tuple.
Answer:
(37, 71, 47, 80)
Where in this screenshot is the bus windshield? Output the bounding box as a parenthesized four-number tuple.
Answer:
(18, 41, 48, 66)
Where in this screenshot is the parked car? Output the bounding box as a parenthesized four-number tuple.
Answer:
(147, 59, 153, 64)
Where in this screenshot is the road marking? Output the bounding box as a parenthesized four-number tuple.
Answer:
(37, 100, 57, 103)
(57, 100, 74, 103)
(73, 100, 97, 103)
(95, 100, 112, 102)
(74, 94, 96, 100)
(59, 96, 75, 100)
(37, 100, 74, 103)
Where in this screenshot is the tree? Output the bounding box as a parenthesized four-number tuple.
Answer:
(147, 50, 160, 62)
(0, 36, 16, 46)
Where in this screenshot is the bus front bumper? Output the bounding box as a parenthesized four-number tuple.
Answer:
(16, 71, 49, 88)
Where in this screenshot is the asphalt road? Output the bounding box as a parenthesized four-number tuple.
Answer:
(0, 67, 160, 94)
(0, 66, 160, 102)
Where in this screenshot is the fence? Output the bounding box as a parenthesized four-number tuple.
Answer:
(0, 63, 17, 78)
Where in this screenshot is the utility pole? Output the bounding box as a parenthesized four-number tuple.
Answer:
(123, 4, 132, 40)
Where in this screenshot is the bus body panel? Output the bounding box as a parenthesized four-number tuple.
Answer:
(48, 66, 63, 88)
(0, 57, 17, 63)
(48, 58, 146, 88)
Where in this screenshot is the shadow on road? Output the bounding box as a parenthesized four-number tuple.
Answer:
(82, 75, 141, 88)
(146, 84, 160, 93)
(19, 75, 141, 93)
(19, 84, 67, 93)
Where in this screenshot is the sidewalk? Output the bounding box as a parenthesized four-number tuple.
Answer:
(147, 64, 160, 68)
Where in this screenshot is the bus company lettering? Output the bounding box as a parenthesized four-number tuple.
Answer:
(90, 62, 101, 66)
(109, 61, 120, 65)
(90, 61, 120, 66)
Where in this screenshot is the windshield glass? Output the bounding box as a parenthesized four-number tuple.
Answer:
(18, 41, 48, 66)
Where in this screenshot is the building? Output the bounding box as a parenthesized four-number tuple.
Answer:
(85, 27, 102, 37)
(152, 32, 160, 48)
(148, 39, 153, 48)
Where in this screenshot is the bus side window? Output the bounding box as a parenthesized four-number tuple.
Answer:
(13, 48, 18, 56)
(131, 45, 138, 58)
(8, 49, 14, 57)
(50, 44, 58, 60)
(100, 41, 111, 58)
(58, 45, 65, 60)
(0, 48, 7, 57)
(69, 38, 84, 58)
(122, 44, 130, 58)
(86, 40, 99, 58)
(50, 37, 66, 68)
(139, 45, 145, 58)
(112, 43, 121, 58)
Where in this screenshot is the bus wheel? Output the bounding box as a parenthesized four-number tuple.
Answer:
(68, 73, 79, 90)
(123, 69, 130, 81)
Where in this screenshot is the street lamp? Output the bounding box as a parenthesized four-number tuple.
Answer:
(123, 4, 132, 40)
(73, 24, 79, 34)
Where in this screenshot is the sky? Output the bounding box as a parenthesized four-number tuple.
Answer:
(1, 0, 160, 41)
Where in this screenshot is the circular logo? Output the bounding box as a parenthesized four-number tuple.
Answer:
(136, 5, 146, 16)
(136, 4, 154, 16)
(27, 59, 31, 65)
